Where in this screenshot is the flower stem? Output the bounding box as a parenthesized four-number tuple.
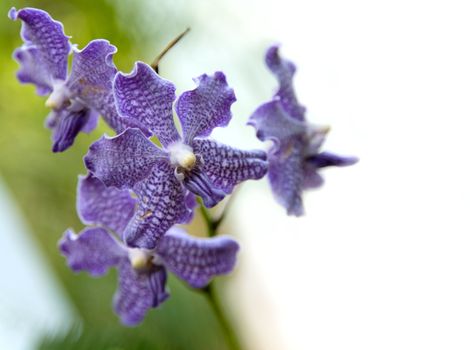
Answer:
(198, 202, 218, 237)
(151, 27, 190, 73)
(202, 283, 243, 350)
(198, 197, 243, 350)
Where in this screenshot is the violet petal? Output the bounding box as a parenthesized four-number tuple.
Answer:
(157, 228, 239, 288)
(77, 174, 136, 237)
(192, 138, 268, 194)
(124, 162, 192, 249)
(265, 45, 306, 121)
(9, 7, 70, 94)
(52, 106, 95, 152)
(181, 191, 198, 224)
(113, 260, 169, 326)
(12, 46, 52, 95)
(176, 72, 236, 143)
(268, 139, 305, 216)
(306, 151, 359, 168)
(59, 227, 125, 276)
(114, 62, 179, 147)
(183, 165, 226, 208)
(84, 128, 165, 189)
(248, 100, 305, 152)
(67, 39, 117, 106)
(66, 39, 149, 135)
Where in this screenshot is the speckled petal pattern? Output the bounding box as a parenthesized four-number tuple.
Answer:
(124, 162, 191, 249)
(84, 128, 166, 189)
(113, 260, 169, 326)
(59, 227, 125, 276)
(157, 228, 239, 288)
(176, 72, 236, 142)
(114, 62, 180, 147)
(9, 7, 70, 94)
(192, 138, 268, 193)
(77, 174, 136, 237)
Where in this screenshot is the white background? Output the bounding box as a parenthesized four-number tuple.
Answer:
(158, 0, 470, 349)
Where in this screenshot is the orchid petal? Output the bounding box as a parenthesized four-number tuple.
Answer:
(84, 128, 165, 189)
(192, 138, 268, 194)
(113, 261, 169, 326)
(77, 174, 136, 237)
(9, 7, 70, 94)
(176, 72, 236, 143)
(157, 228, 239, 288)
(113, 62, 179, 147)
(59, 227, 125, 276)
(124, 162, 191, 249)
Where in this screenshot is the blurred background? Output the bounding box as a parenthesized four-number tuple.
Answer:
(1, 0, 470, 349)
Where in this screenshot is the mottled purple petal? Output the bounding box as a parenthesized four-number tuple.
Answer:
(51, 105, 95, 152)
(265, 45, 305, 121)
(192, 139, 268, 194)
(67, 40, 117, 104)
(248, 100, 305, 151)
(65, 40, 149, 135)
(84, 128, 165, 189)
(77, 174, 136, 236)
(9, 7, 70, 94)
(12, 46, 51, 95)
(176, 72, 236, 142)
(59, 227, 125, 276)
(268, 139, 305, 216)
(306, 151, 359, 168)
(124, 162, 191, 249)
(157, 228, 239, 288)
(114, 62, 179, 147)
(97, 93, 151, 135)
(113, 261, 169, 326)
(183, 165, 226, 208)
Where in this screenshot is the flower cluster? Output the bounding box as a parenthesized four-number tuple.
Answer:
(9, 7, 147, 152)
(11, 7, 357, 326)
(249, 46, 358, 216)
(60, 175, 239, 325)
(84, 62, 268, 248)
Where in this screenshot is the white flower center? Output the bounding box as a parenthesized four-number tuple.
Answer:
(128, 248, 153, 271)
(167, 142, 196, 170)
(45, 80, 69, 109)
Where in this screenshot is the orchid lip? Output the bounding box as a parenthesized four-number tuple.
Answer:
(183, 167, 225, 208)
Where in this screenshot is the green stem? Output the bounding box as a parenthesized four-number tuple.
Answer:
(151, 27, 190, 73)
(198, 200, 217, 237)
(197, 197, 243, 350)
(203, 283, 243, 350)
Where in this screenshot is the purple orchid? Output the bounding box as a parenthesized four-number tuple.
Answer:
(249, 46, 358, 216)
(9, 7, 146, 152)
(59, 174, 239, 326)
(84, 62, 268, 248)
